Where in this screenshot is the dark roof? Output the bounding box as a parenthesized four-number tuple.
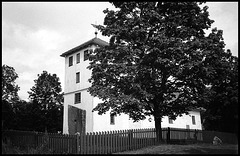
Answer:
(60, 37, 109, 57)
(190, 107, 206, 112)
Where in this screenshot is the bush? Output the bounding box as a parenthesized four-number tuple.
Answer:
(2, 139, 54, 154)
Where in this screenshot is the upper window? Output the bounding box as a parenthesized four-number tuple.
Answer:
(110, 114, 115, 125)
(192, 116, 196, 125)
(69, 56, 73, 67)
(168, 117, 173, 124)
(76, 53, 80, 64)
(75, 92, 81, 104)
(76, 72, 80, 83)
(84, 50, 89, 61)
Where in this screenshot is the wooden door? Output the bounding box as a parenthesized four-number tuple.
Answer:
(68, 105, 86, 135)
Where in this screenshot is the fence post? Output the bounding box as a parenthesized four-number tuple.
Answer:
(93, 132, 96, 154)
(107, 131, 110, 154)
(128, 129, 133, 150)
(104, 131, 107, 154)
(124, 130, 127, 151)
(106, 131, 110, 154)
(194, 129, 197, 143)
(34, 131, 38, 149)
(167, 127, 170, 144)
(111, 131, 114, 153)
(113, 130, 116, 153)
(116, 130, 120, 152)
(99, 132, 102, 154)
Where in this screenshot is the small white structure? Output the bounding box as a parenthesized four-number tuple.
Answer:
(60, 37, 203, 134)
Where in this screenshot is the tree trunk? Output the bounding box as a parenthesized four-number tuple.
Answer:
(154, 116, 163, 143)
(153, 98, 164, 143)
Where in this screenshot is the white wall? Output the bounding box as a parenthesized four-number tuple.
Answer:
(92, 96, 202, 132)
(64, 46, 95, 93)
(63, 45, 96, 134)
(162, 111, 202, 130)
(62, 95, 69, 134)
(92, 97, 131, 132)
(64, 87, 202, 134)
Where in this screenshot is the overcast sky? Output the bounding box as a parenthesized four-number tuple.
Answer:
(2, 2, 238, 101)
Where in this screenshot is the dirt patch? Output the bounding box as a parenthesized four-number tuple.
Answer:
(113, 143, 238, 154)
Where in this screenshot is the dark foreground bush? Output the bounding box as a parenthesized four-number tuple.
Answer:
(2, 139, 54, 154)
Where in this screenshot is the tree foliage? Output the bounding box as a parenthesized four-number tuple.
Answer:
(201, 54, 238, 133)
(2, 64, 20, 103)
(2, 67, 63, 133)
(2, 64, 20, 130)
(28, 71, 63, 109)
(28, 71, 63, 132)
(88, 2, 236, 141)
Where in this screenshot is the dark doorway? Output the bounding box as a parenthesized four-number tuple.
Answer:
(68, 105, 86, 135)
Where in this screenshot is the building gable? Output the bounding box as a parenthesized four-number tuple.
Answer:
(60, 37, 108, 57)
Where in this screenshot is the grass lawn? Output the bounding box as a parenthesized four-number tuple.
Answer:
(113, 143, 238, 154)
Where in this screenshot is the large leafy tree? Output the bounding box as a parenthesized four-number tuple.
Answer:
(2, 64, 20, 129)
(88, 2, 232, 142)
(28, 71, 63, 132)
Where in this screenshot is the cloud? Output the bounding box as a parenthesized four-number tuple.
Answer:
(2, 21, 64, 72)
(2, 19, 67, 100)
(3, 20, 65, 51)
(205, 2, 238, 56)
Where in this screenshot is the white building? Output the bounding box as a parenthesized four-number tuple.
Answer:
(60, 37, 203, 135)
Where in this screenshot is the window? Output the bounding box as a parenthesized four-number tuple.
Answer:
(84, 50, 89, 61)
(76, 53, 80, 64)
(76, 72, 80, 83)
(75, 92, 81, 104)
(110, 114, 115, 125)
(168, 117, 173, 124)
(69, 56, 73, 67)
(192, 116, 196, 125)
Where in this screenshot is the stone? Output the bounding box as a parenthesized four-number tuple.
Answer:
(213, 136, 222, 145)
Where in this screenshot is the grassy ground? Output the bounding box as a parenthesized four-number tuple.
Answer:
(113, 143, 238, 154)
(3, 141, 237, 154)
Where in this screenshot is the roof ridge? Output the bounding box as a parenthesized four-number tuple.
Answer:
(60, 37, 108, 57)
